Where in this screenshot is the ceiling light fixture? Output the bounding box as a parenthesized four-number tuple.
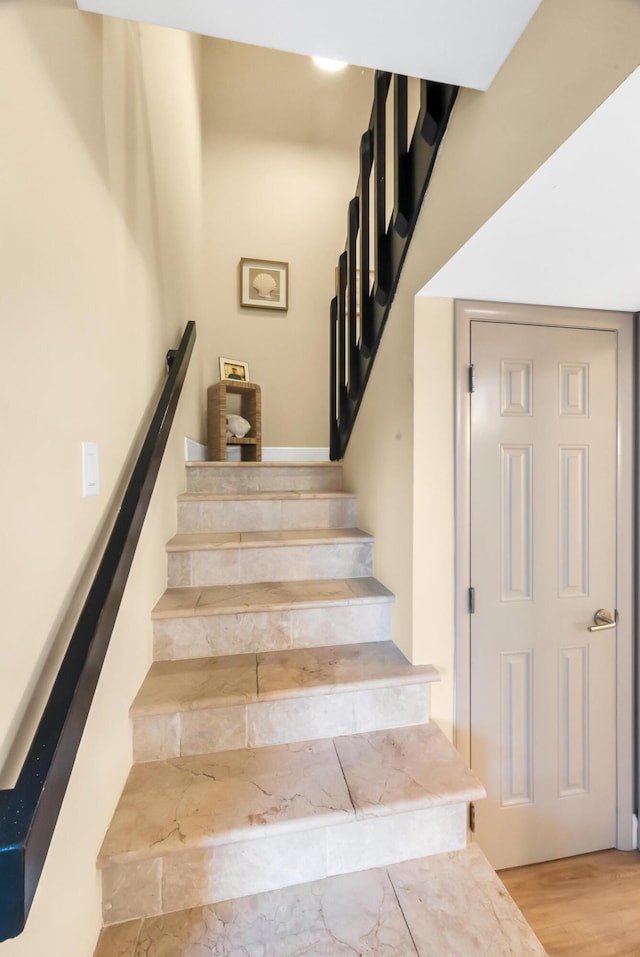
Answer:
(312, 56, 348, 72)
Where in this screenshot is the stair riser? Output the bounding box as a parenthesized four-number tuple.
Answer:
(186, 466, 343, 494)
(101, 803, 467, 924)
(168, 542, 373, 587)
(132, 685, 429, 761)
(153, 601, 392, 659)
(177, 497, 357, 533)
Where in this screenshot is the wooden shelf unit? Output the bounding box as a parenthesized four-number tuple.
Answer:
(207, 380, 262, 461)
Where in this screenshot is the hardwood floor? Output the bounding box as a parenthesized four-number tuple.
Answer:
(499, 850, 640, 957)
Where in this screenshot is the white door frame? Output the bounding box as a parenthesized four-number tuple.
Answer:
(454, 299, 635, 852)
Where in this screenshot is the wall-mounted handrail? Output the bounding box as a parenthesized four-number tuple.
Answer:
(0, 320, 197, 941)
(330, 73, 458, 459)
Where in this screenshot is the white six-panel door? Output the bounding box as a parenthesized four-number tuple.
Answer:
(470, 320, 618, 869)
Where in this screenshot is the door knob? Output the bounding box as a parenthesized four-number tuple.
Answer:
(588, 608, 618, 632)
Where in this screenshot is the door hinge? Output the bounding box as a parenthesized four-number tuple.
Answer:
(468, 586, 476, 614)
(469, 802, 476, 832)
(468, 364, 475, 393)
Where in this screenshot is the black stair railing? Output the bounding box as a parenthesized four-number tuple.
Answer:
(330, 73, 458, 460)
(0, 320, 196, 941)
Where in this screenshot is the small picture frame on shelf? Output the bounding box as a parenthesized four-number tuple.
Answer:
(240, 258, 288, 311)
(219, 357, 250, 382)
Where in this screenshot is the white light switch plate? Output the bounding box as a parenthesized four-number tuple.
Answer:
(82, 441, 99, 497)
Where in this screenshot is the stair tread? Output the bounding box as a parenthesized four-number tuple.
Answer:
(94, 845, 546, 957)
(166, 527, 373, 551)
(98, 724, 484, 866)
(178, 490, 356, 502)
(387, 845, 548, 954)
(152, 576, 393, 619)
(185, 461, 343, 469)
(130, 641, 440, 717)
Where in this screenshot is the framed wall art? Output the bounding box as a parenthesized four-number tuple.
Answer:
(240, 258, 288, 311)
(219, 357, 250, 382)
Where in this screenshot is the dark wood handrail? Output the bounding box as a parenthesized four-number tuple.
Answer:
(330, 74, 458, 459)
(0, 320, 196, 941)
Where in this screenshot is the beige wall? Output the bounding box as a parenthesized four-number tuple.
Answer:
(201, 39, 372, 448)
(412, 297, 456, 739)
(0, 5, 204, 954)
(344, 0, 640, 735)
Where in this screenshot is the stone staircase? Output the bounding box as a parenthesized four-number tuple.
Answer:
(93, 462, 547, 956)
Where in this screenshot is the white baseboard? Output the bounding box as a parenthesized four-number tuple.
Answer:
(262, 447, 330, 462)
(184, 437, 208, 461)
(184, 439, 330, 463)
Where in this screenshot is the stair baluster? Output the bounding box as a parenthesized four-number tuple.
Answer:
(330, 73, 458, 460)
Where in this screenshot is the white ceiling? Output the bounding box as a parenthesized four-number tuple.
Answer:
(420, 65, 640, 312)
(76, 0, 541, 91)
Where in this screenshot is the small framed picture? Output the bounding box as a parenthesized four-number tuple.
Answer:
(219, 357, 250, 382)
(240, 258, 288, 311)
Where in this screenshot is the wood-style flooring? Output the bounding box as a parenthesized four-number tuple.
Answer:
(499, 849, 640, 957)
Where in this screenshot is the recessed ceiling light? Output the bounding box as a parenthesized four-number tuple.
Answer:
(312, 56, 348, 72)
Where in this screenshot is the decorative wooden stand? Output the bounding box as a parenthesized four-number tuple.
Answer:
(207, 380, 262, 462)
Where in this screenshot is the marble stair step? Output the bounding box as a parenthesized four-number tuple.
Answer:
(130, 641, 440, 760)
(152, 577, 394, 659)
(177, 489, 357, 533)
(186, 461, 344, 494)
(166, 528, 374, 587)
(94, 844, 547, 957)
(98, 723, 485, 923)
